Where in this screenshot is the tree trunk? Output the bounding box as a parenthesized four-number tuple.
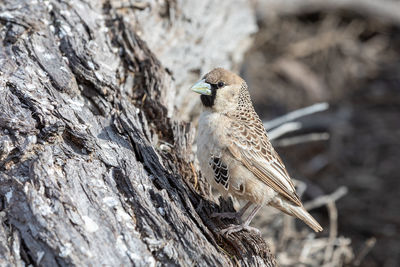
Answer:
(0, 0, 275, 266)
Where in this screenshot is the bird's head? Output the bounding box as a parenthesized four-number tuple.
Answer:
(191, 68, 246, 113)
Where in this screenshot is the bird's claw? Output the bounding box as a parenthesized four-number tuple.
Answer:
(219, 224, 261, 236)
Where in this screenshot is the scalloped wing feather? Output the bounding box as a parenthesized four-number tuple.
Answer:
(227, 117, 302, 206)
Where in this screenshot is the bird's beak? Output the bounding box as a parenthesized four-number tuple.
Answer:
(191, 79, 212, 96)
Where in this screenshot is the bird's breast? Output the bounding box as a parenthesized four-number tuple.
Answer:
(197, 111, 227, 153)
(196, 112, 227, 180)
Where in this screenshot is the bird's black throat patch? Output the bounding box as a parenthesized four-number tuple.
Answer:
(200, 85, 217, 107)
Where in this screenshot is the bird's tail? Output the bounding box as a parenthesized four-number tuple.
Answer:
(270, 198, 323, 232)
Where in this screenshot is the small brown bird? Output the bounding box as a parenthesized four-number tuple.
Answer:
(191, 68, 323, 235)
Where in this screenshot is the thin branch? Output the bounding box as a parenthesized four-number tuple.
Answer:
(264, 102, 329, 130)
(353, 237, 376, 266)
(268, 122, 302, 140)
(323, 201, 338, 265)
(273, 132, 330, 147)
(304, 186, 348, 210)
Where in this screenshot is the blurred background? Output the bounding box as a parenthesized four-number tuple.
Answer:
(238, 1, 400, 266)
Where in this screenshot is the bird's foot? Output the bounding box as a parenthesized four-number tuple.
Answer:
(219, 224, 260, 236)
(211, 211, 241, 220)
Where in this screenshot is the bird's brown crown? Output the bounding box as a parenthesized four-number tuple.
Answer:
(203, 68, 244, 86)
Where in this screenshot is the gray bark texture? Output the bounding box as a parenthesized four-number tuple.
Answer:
(0, 0, 276, 266)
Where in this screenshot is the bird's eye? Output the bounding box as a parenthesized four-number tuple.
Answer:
(217, 81, 225, 88)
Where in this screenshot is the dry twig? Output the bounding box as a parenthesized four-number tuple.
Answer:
(304, 186, 348, 210)
(264, 102, 329, 130)
(274, 133, 330, 147)
(353, 237, 377, 266)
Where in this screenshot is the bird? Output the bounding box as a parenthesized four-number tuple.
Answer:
(191, 68, 323, 235)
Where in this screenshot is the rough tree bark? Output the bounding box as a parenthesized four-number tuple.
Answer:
(0, 0, 275, 266)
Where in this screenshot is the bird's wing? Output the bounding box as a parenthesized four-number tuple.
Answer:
(227, 119, 302, 206)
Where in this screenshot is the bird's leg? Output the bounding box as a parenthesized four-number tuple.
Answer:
(219, 204, 263, 236)
(211, 201, 252, 221)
